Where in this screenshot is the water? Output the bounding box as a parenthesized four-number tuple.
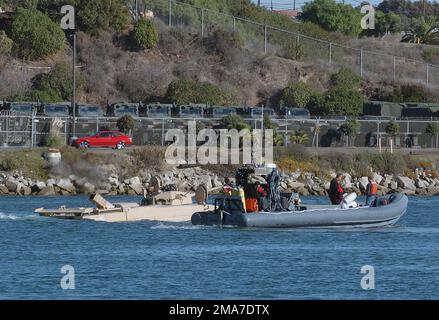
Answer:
(0, 195, 438, 300)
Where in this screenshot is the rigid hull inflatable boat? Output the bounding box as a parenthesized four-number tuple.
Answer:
(191, 164, 408, 229)
(191, 193, 408, 228)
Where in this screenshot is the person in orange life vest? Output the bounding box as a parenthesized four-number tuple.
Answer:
(366, 176, 378, 206)
(329, 173, 344, 205)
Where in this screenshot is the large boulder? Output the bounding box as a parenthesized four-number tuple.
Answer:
(415, 178, 428, 189)
(396, 176, 416, 190)
(130, 183, 144, 195)
(55, 178, 76, 193)
(0, 184, 9, 194)
(288, 181, 306, 190)
(38, 186, 55, 196)
(5, 179, 18, 192)
(372, 173, 383, 185)
(426, 186, 439, 195)
(80, 182, 95, 194)
(18, 184, 32, 196)
(128, 176, 141, 186)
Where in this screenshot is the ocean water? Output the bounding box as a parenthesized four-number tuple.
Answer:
(0, 195, 438, 300)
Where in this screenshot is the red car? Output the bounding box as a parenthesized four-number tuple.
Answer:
(72, 131, 133, 150)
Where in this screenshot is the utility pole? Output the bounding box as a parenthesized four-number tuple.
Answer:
(271, 0, 273, 12)
(293, 0, 296, 10)
(60, 5, 77, 138)
(258, 0, 261, 6)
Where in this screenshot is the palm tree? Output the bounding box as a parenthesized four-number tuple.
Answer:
(338, 120, 360, 147)
(401, 16, 439, 45)
(290, 130, 309, 145)
(385, 120, 400, 149)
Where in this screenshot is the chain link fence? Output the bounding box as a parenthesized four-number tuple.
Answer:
(1, 112, 438, 149)
(139, 0, 439, 89)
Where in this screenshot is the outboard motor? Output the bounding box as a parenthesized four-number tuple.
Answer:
(341, 192, 358, 209)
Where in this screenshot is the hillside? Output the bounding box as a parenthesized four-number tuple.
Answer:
(1, 0, 439, 111)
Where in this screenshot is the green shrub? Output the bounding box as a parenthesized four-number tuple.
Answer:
(33, 63, 85, 102)
(330, 68, 362, 89)
(43, 134, 65, 147)
(280, 82, 316, 108)
(368, 152, 406, 175)
(128, 146, 167, 172)
(323, 86, 364, 116)
(117, 115, 135, 134)
(221, 114, 251, 131)
(166, 79, 234, 105)
(274, 144, 311, 162)
(300, 0, 362, 36)
(0, 31, 13, 55)
(422, 46, 439, 64)
(10, 8, 65, 60)
(0, 150, 48, 180)
(131, 18, 159, 50)
(385, 83, 436, 103)
(211, 28, 244, 56)
(77, 0, 129, 36)
(281, 38, 305, 60)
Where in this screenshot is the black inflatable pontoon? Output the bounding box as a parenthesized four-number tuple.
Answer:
(191, 193, 408, 228)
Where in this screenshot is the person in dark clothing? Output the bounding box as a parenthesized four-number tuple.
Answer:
(255, 182, 268, 211)
(329, 173, 344, 205)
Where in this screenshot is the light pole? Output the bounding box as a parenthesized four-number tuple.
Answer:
(60, 5, 77, 138)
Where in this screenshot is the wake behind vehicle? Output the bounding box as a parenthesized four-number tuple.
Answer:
(72, 130, 132, 150)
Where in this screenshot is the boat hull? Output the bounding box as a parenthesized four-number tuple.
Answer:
(191, 193, 408, 228)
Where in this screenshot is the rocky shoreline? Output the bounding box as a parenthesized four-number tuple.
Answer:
(1, 165, 439, 197)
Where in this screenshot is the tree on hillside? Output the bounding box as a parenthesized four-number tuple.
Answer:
(131, 18, 159, 50)
(290, 130, 309, 145)
(280, 82, 316, 109)
(321, 68, 364, 116)
(300, 0, 362, 36)
(401, 16, 439, 44)
(31, 63, 85, 102)
(0, 31, 13, 55)
(362, 10, 402, 37)
(10, 8, 65, 60)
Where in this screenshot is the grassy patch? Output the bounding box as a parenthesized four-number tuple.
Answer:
(0, 149, 48, 180)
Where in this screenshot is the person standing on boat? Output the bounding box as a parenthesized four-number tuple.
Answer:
(222, 177, 235, 195)
(329, 173, 344, 205)
(365, 176, 378, 206)
(255, 182, 268, 211)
